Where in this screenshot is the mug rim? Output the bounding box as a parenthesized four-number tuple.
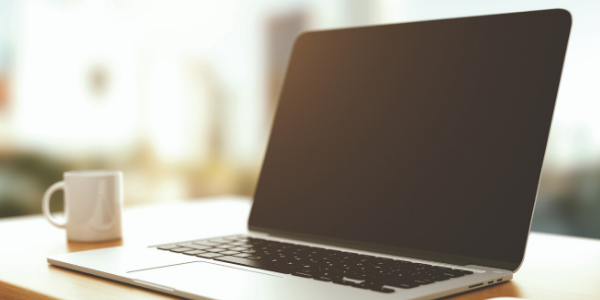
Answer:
(64, 170, 122, 177)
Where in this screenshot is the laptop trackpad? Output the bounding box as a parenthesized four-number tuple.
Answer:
(129, 261, 284, 299)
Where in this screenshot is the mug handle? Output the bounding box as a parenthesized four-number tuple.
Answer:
(42, 181, 68, 228)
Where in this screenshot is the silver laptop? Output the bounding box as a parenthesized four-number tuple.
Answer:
(48, 9, 571, 300)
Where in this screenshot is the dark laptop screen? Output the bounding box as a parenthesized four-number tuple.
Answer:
(249, 10, 571, 270)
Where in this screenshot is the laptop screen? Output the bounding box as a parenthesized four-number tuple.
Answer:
(249, 10, 571, 270)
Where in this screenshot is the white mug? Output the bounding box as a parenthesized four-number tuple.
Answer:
(42, 170, 123, 242)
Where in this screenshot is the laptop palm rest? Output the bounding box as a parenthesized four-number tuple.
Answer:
(129, 261, 283, 299)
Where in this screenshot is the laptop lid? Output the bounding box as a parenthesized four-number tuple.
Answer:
(249, 9, 571, 271)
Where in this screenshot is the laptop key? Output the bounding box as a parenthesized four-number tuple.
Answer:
(170, 247, 193, 253)
(205, 247, 228, 252)
(229, 246, 250, 251)
(431, 275, 451, 281)
(352, 282, 371, 289)
(228, 242, 247, 246)
(233, 253, 252, 258)
(316, 272, 339, 280)
(314, 275, 333, 281)
(186, 245, 212, 250)
(214, 256, 293, 274)
(192, 242, 213, 247)
(157, 245, 178, 250)
(183, 250, 206, 256)
(219, 250, 241, 255)
(332, 278, 354, 285)
(197, 252, 225, 259)
(414, 278, 434, 285)
(442, 271, 462, 278)
(345, 274, 367, 280)
(208, 238, 228, 243)
(292, 271, 313, 278)
(393, 282, 420, 289)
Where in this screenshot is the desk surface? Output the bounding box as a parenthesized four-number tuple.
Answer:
(1, 195, 599, 300)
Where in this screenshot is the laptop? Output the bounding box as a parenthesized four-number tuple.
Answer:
(48, 9, 571, 300)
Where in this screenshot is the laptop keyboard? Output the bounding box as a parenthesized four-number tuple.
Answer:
(154, 235, 474, 294)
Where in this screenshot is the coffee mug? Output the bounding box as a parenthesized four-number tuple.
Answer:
(42, 170, 123, 242)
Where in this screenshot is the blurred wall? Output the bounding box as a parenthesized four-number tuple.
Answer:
(1, 0, 600, 240)
(0, 0, 380, 215)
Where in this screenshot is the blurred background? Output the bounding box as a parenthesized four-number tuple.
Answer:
(0, 0, 600, 239)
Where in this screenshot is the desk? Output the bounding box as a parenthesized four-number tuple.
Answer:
(1, 195, 599, 300)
